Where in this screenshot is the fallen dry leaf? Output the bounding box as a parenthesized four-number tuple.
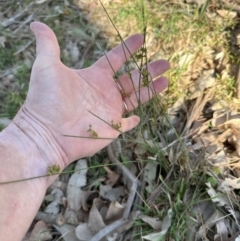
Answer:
(116, 211, 140, 235)
(65, 159, 88, 225)
(144, 162, 158, 193)
(215, 219, 229, 240)
(142, 209, 173, 241)
(139, 213, 162, 230)
(220, 177, 240, 191)
(166, 96, 185, 126)
(210, 110, 240, 156)
(104, 166, 120, 186)
(134, 133, 147, 155)
(195, 210, 222, 240)
(44, 188, 63, 214)
(54, 224, 79, 241)
(29, 221, 52, 241)
(217, 9, 237, 19)
(76, 198, 127, 240)
(81, 190, 99, 211)
(206, 182, 240, 229)
(105, 201, 125, 223)
(99, 184, 125, 201)
(187, 200, 214, 241)
(189, 69, 216, 99)
(51, 177, 67, 193)
(88, 198, 106, 234)
(75, 223, 93, 241)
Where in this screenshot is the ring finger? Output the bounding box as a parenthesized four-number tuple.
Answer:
(117, 59, 170, 94)
(122, 76, 168, 113)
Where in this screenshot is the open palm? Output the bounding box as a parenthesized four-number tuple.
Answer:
(25, 22, 169, 164)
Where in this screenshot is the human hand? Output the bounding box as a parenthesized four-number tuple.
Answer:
(21, 22, 169, 167)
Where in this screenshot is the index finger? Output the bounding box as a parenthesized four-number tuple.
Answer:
(94, 34, 144, 74)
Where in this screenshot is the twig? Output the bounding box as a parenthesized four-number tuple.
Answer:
(0, 66, 20, 78)
(1, 7, 29, 28)
(90, 219, 128, 241)
(107, 144, 140, 185)
(123, 181, 138, 220)
(14, 39, 35, 55)
(107, 144, 140, 219)
(161, 134, 190, 153)
(13, 13, 35, 34)
(89, 144, 140, 241)
(13, 0, 52, 34)
(129, 173, 146, 241)
(35, 211, 65, 226)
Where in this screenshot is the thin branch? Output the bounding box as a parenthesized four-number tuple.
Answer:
(35, 211, 66, 226)
(89, 144, 140, 241)
(90, 219, 128, 241)
(107, 145, 140, 185)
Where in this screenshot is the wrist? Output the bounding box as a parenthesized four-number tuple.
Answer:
(0, 105, 68, 187)
(0, 105, 68, 240)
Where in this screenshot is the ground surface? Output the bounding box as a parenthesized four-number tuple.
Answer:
(2, 1, 240, 241)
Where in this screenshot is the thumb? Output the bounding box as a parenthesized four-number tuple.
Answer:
(30, 21, 60, 58)
(120, 115, 140, 133)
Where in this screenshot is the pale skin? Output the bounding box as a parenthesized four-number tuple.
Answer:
(0, 22, 170, 240)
